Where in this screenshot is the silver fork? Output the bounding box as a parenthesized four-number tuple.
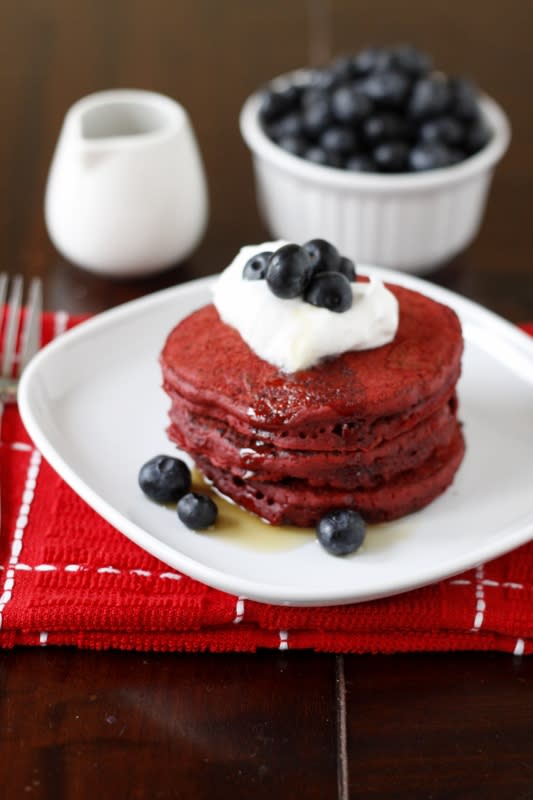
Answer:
(0, 274, 43, 412)
(0, 274, 42, 533)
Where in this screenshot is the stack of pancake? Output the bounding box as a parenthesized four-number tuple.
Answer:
(160, 284, 464, 526)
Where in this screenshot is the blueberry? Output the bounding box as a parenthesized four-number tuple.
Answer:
(373, 140, 409, 172)
(337, 256, 357, 280)
(304, 271, 352, 313)
(302, 99, 333, 138)
(305, 146, 329, 165)
(409, 77, 452, 119)
(303, 239, 341, 272)
(353, 47, 394, 75)
(408, 142, 461, 171)
(330, 55, 358, 83)
(320, 126, 358, 155)
(258, 90, 288, 123)
(331, 85, 373, 124)
(326, 152, 344, 168)
(138, 455, 191, 504)
(278, 135, 307, 156)
(275, 112, 304, 139)
(301, 87, 329, 108)
(263, 121, 282, 141)
(362, 71, 411, 108)
(363, 112, 411, 144)
(419, 116, 464, 146)
(308, 68, 339, 92)
(303, 148, 342, 168)
(464, 116, 491, 154)
(243, 251, 273, 280)
(266, 244, 313, 298)
(450, 78, 480, 120)
(345, 154, 377, 172)
(316, 509, 366, 555)
(177, 492, 218, 530)
(278, 85, 301, 108)
(391, 44, 432, 77)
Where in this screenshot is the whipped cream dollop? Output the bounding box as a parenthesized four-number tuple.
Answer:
(212, 242, 399, 373)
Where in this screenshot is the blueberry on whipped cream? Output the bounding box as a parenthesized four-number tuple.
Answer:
(304, 271, 352, 313)
(242, 239, 356, 311)
(242, 251, 272, 281)
(213, 240, 399, 373)
(265, 244, 313, 299)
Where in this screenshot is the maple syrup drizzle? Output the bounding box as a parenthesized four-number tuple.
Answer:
(191, 470, 410, 553)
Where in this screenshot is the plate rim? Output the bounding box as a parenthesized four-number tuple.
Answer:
(18, 267, 533, 606)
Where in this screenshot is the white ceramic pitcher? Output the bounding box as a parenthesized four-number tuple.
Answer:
(45, 90, 208, 277)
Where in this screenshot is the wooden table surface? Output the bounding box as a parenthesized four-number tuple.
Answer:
(1, 2, 532, 798)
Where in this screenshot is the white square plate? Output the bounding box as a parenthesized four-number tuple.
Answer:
(19, 267, 533, 606)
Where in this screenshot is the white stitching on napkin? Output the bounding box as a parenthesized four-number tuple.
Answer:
(471, 565, 486, 631)
(0, 442, 33, 452)
(53, 310, 69, 338)
(449, 578, 525, 590)
(3, 562, 183, 581)
(513, 638, 525, 656)
(0, 449, 42, 630)
(233, 596, 245, 624)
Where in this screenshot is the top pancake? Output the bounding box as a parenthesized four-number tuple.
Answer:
(161, 284, 462, 430)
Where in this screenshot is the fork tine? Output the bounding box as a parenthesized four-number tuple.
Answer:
(0, 273, 8, 335)
(1, 274, 23, 378)
(19, 278, 43, 373)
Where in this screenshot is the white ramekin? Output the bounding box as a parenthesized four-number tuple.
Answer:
(240, 73, 511, 274)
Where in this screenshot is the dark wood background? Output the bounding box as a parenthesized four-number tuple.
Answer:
(0, 1, 532, 798)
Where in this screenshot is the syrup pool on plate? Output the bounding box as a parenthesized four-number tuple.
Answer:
(191, 470, 412, 554)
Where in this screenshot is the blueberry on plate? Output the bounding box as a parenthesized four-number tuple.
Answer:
(177, 493, 218, 530)
(408, 142, 461, 171)
(138, 455, 191, 504)
(345, 154, 377, 172)
(316, 509, 366, 555)
(304, 271, 352, 313)
(373, 140, 410, 172)
(243, 251, 273, 280)
(303, 238, 340, 272)
(419, 116, 464, 146)
(266, 244, 313, 298)
(331, 85, 373, 125)
(408, 76, 452, 119)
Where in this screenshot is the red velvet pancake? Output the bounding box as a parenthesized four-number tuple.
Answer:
(195, 428, 465, 526)
(166, 396, 458, 489)
(161, 286, 462, 427)
(160, 283, 464, 525)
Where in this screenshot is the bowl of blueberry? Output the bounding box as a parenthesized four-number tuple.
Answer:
(240, 45, 510, 274)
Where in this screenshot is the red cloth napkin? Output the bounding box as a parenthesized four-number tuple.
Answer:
(0, 312, 532, 655)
